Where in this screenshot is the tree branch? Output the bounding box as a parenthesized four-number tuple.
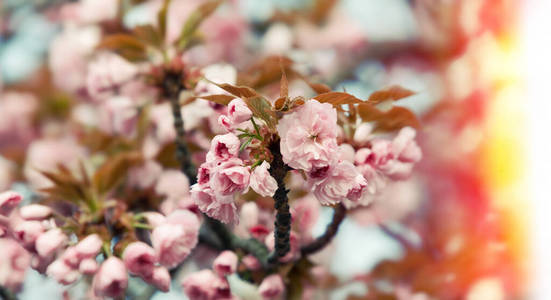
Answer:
(267, 140, 291, 265)
(164, 73, 197, 183)
(301, 203, 346, 256)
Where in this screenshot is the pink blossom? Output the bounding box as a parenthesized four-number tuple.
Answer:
(291, 195, 321, 239)
(20, 204, 52, 220)
(182, 269, 232, 300)
(127, 160, 163, 189)
(310, 161, 369, 207)
(79, 258, 99, 275)
(75, 234, 103, 260)
(391, 127, 421, 162)
(206, 133, 241, 162)
(47, 259, 80, 285)
(123, 242, 156, 278)
(36, 228, 67, 258)
(144, 267, 171, 293)
(70, 0, 118, 24)
(213, 250, 238, 277)
(155, 170, 190, 200)
(259, 274, 285, 300)
(93, 257, 128, 298)
(227, 98, 252, 124)
(151, 219, 198, 269)
(338, 144, 356, 163)
(48, 26, 100, 93)
(0, 191, 22, 216)
(210, 158, 250, 196)
(0, 92, 37, 148)
(24, 138, 86, 189)
(0, 238, 30, 292)
(191, 186, 239, 224)
(250, 161, 278, 197)
(86, 52, 138, 100)
(98, 96, 138, 136)
(277, 100, 339, 172)
(195, 64, 238, 96)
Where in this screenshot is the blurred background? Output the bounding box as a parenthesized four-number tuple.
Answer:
(1, 0, 548, 299)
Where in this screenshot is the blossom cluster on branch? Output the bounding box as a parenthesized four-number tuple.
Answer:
(0, 0, 425, 299)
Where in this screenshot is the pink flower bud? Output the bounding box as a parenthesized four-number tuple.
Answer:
(250, 161, 278, 197)
(144, 267, 171, 293)
(75, 234, 103, 259)
(206, 133, 240, 162)
(353, 123, 373, 145)
(182, 269, 231, 299)
(227, 98, 252, 124)
(20, 204, 52, 220)
(13, 220, 44, 250)
(61, 246, 80, 268)
(0, 238, 31, 292)
(35, 228, 67, 258)
(218, 115, 233, 132)
(242, 255, 261, 271)
(142, 212, 166, 228)
(259, 274, 285, 299)
(123, 242, 155, 278)
(79, 258, 99, 275)
(92, 257, 128, 298)
(0, 191, 22, 216)
(213, 250, 238, 277)
(46, 259, 80, 285)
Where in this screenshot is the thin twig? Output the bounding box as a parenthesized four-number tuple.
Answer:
(301, 203, 346, 256)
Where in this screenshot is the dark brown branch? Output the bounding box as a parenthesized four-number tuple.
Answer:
(301, 203, 346, 256)
(164, 72, 197, 184)
(267, 140, 291, 265)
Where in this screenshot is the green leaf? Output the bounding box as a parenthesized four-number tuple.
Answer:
(244, 96, 277, 130)
(176, 0, 223, 50)
(239, 137, 253, 152)
(157, 0, 171, 39)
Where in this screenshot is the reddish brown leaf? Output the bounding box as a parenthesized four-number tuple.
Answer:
(133, 24, 162, 47)
(367, 85, 415, 104)
(244, 96, 278, 129)
(358, 103, 420, 131)
(97, 34, 148, 62)
(314, 92, 363, 106)
(93, 151, 143, 195)
(211, 82, 259, 98)
(274, 96, 287, 111)
(198, 94, 235, 106)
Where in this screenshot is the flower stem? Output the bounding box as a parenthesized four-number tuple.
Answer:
(300, 203, 346, 256)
